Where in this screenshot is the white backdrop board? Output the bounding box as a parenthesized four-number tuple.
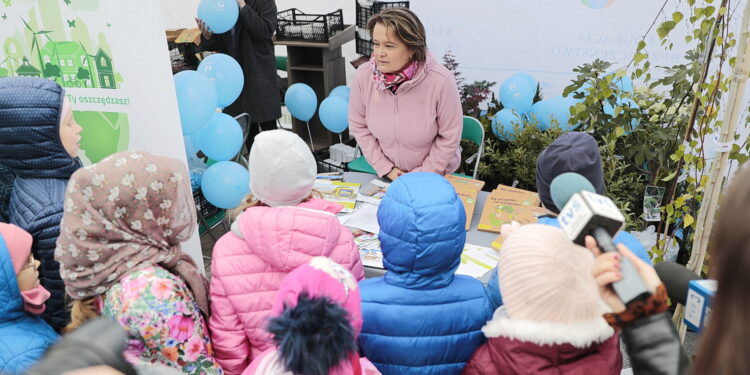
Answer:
(411, 0, 690, 96)
(0, 0, 203, 268)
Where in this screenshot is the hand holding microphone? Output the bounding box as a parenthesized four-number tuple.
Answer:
(586, 238, 662, 313)
(551, 172, 653, 306)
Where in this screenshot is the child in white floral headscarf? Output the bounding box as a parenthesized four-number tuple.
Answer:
(55, 150, 222, 375)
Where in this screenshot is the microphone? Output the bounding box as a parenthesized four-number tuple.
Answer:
(553, 173, 651, 306)
(654, 262, 700, 306)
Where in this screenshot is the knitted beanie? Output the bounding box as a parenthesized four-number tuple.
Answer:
(0, 222, 33, 274)
(247, 130, 317, 207)
(536, 132, 605, 213)
(497, 223, 603, 323)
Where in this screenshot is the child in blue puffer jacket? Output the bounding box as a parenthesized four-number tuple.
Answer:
(358, 172, 495, 375)
(0, 77, 82, 331)
(0, 223, 58, 374)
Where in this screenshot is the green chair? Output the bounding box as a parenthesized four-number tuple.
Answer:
(347, 150, 377, 174)
(348, 115, 485, 178)
(276, 56, 288, 72)
(457, 115, 485, 179)
(276, 56, 288, 129)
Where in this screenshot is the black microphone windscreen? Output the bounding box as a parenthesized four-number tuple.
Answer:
(655, 262, 700, 306)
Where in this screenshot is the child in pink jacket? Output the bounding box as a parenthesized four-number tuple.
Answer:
(244, 257, 380, 375)
(210, 130, 365, 375)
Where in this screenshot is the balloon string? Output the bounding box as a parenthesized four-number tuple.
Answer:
(338, 133, 343, 145)
(306, 121, 315, 151)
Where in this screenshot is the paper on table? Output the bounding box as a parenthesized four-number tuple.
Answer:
(356, 179, 390, 205)
(343, 202, 380, 234)
(455, 244, 499, 279)
(351, 229, 383, 269)
(315, 180, 360, 213)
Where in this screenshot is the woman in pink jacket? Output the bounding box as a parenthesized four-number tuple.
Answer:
(210, 130, 365, 375)
(348, 8, 463, 180)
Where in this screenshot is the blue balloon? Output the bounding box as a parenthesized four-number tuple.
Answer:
(285, 83, 318, 122)
(529, 100, 552, 130)
(604, 97, 641, 132)
(510, 72, 537, 94)
(610, 74, 634, 93)
(319, 96, 349, 133)
(572, 81, 593, 100)
(329, 85, 351, 101)
(546, 96, 579, 131)
(198, 53, 244, 108)
(491, 109, 523, 141)
(201, 161, 250, 209)
(197, 0, 239, 34)
(198, 113, 243, 161)
(499, 77, 534, 114)
(174, 70, 218, 135)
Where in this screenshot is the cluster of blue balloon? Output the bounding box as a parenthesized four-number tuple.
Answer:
(284, 83, 351, 134)
(492, 73, 535, 141)
(492, 72, 639, 141)
(174, 2, 249, 209)
(492, 72, 580, 141)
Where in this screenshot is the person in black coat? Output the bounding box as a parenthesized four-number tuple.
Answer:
(197, 0, 281, 151)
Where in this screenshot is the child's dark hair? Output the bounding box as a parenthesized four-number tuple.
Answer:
(267, 292, 357, 375)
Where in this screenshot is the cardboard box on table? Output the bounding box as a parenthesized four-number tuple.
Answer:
(478, 185, 544, 234)
(445, 175, 484, 231)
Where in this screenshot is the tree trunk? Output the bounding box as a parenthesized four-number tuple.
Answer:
(688, 0, 750, 275)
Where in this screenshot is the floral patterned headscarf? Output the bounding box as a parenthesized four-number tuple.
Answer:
(55, 151, 209, 316)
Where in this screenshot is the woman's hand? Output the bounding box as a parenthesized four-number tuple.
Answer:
(236, 0, 246, 9)
(585, 236, 662, 313)
(386, 167, 405, 181)
(195, 18, 213, 40)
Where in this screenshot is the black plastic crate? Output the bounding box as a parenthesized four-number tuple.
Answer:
(356, 32, 373, 56)
(193, 188, 220, 219)
(276, 8, 345, 43)
(313, 148, 346, 173)
(356, 1, 410, 29)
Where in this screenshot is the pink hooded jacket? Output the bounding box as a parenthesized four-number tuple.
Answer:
(348, 52, 463, 177)
(243, 257, 380, 375)
(209, 199, 366, 375)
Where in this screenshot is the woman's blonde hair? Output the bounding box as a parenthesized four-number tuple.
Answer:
(230, 190, 323, 220)
(367, 8, 427, 63)
(63, 297, 101, 334)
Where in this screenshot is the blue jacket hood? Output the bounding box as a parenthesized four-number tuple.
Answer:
(535, 132, 605, 213)
(0, 77, 80, 179)
(377, 172, 466, 289)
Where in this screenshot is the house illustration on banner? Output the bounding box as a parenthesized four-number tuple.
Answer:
(93, 48, 115, 89)
(39, 41, 117, 89)
(16, 56, 41, 77)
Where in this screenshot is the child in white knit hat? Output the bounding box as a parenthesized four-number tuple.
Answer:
(463, 223, 623, 375)
(208, 130, 365, 374)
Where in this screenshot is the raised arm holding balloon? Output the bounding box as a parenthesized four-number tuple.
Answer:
(197, 0, 281, 150)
